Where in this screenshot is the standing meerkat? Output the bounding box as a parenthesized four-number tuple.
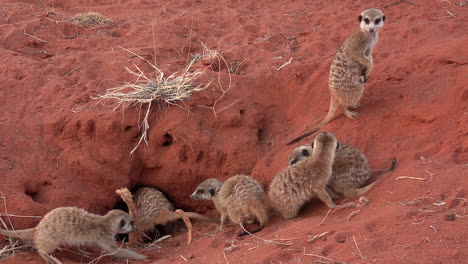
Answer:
(0, 207, 146, 263)
(133, 187, 219, 235)
(288, 144, 396, 199)
(270, 132, 356, 219)
(287, 9, 386, 145)
(190, 174, 268, 236)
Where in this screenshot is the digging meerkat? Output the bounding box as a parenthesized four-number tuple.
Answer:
(287, 9, 386, 145)
(191, 174, 268, 236)
(270, 132, 356, 219)
(0, 207, 146, 263)
(288, 144, 396, 199)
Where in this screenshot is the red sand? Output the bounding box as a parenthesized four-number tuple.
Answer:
(0, 0, 466, 263)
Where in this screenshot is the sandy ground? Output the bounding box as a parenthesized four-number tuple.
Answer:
(0, 0, 467, 263)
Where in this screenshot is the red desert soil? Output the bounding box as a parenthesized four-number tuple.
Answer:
(0, 0, 467, 263)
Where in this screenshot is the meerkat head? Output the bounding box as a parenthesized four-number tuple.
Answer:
(190, 178, 223, 200)
(288, 145, 313, 166)
(312, 132, 339, 152)
(359, 8, 385, 34)
(105, 210, 136, 234)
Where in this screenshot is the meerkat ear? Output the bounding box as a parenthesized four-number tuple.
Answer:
(336, 142, 340, 150)
(302, 149, 310, 157)
(209, 189, 215, 196)
(382, 15, 386, 22)
(311, 142, 314, 148)
(359, 15, 363, 22)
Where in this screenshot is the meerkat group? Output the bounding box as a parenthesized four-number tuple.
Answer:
(0, 8, 393, 263)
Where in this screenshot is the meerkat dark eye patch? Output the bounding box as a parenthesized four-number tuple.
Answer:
(196, 189, 204, 194)
(302, 149, 310, 157)
(209, 189, 215, 196)
(364, 18, 370, 24)
(374, 18, 381, 25)
(382, 15, 386, 22)
(358, 15, 363, 22)
(120, 219, 126, 228)
(290, 159, 297, 165)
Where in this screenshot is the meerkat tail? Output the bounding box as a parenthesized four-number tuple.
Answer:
(0, 228, 35, 241)
(286, 98, 339, 145)
(371, 157, 397, 177)
(237, 199, 268, 237)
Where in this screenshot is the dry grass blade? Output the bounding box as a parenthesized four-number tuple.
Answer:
(115, 188, 143, 245)
(307, 231, 330, 243)
(175, 209, 193, 244)
(240, 225, 298, 246)
(96, 46, 206, 154)
(69, 12, 113, 26)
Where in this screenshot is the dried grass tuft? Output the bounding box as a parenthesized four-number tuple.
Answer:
(69, 12, 113, 26)
(96, 46, 207, 154)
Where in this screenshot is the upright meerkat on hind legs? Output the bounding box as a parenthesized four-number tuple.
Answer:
(287, 9, 386, 145)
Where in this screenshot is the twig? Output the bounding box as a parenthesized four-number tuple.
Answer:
(307, 231, 329, 243)
(277, 57, 293, 71)
(346, 210, 361, 221)
(64, 66, 81, 76)
(175, 209, 193, 244)
(384, 0, 416, 8)
(180, 255, 188, 262)
(240, 225, 298, 246)
(223, 250, 230, 264)
(394, 176, 426, 181)
(115, 188, 143, 245)
(352, 235, 366, 259)
(23, 30, 47, 43)
(318, 209, 331, 226)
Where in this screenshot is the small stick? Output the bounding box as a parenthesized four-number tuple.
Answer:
(64, 66, 81, 76)
(318, 209, 331, 226)
(115, 188, 143, 245)
(304, 253, 334, 262)
(23, 30, 47, 43)
(307, 231, 329, 243)
(394, 176, 426, 181)
(384, 0, 415, 8)
(175, 209, 193, 244)
(346, 209, 361, 221)
(277, 57, 293, 71)
(352, 235, 366, 259)
(180, 255, 188, 262)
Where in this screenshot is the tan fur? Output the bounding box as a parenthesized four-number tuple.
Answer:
(270, 132, 355, 219)
(133, 187, 218, 235)
(287, 9, 386, 145)
(190, 175, 268, 236)
(0, 207, 146, 263)
(289, 144, 396, 198)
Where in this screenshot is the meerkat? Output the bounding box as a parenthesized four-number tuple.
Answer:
(133, 187, 219, 236)
(287, 9, 386, 145)
(288, 144, 396, 199)
(269, 132, 357, 219)
(190, 174, 268, 236)
(0, 207, 146, 263)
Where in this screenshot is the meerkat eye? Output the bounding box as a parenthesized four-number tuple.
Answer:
(120, 219, 126, 228)
(364, 18, 370, 24)
(302, 149, 310, 157)
(209, 189, 215, 196)
(374, 18, 381, 25)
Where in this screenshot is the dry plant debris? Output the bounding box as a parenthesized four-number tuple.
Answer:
(96, 46, 206, 154)
(69, 12, 113, 26)
(115, 188, 144, 245)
